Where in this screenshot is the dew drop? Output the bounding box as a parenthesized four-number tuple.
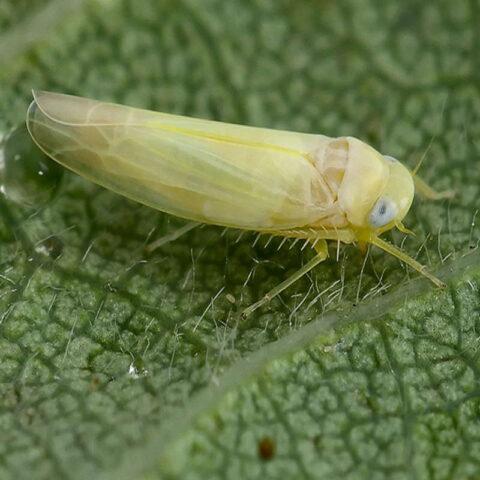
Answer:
(35, 235, 64, 259)
(128, 358, 148, 379)
(104, 282, 118, 293)
(0, 124, 63, 207)
(226, 293, 236, 304)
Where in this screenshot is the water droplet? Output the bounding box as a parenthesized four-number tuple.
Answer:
(128, 358, 148, 379)
(35, 235, 64, 259)
(0, 124, 63, 207)
(226, 293, 236, 304)
(104, 282, 118, 293)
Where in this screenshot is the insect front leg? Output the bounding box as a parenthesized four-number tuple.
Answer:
(413, 175, 455, 200)
(370, 235, 446, 288)
(241, 239, 329, 318)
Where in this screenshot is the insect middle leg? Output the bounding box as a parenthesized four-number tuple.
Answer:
(146, 221, 199, 253)
(241, 239, 329, 318)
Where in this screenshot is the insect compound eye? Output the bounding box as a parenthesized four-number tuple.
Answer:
(368, 197, 398, 228)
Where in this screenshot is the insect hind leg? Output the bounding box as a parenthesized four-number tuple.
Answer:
(241, 239, 328, 318)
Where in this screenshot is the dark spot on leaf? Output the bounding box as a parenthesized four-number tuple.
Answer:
(213, 413, 224, 431)
(23, 408, 35, 426)
(258, 436, 275, 461)
(89, 376, 101, 391)
(312, 434, 322, 449)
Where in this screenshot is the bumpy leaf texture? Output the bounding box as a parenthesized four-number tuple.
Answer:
(0, 1, 479, 479)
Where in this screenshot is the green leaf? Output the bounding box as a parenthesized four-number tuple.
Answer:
(0, 1, 479, 479)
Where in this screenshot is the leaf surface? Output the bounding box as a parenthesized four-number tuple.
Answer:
(0, 1, 479, 479)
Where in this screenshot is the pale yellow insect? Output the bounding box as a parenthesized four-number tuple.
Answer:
(26, 91, 452, 317)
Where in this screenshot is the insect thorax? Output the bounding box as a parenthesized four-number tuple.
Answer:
(309, 137, 350, 228)
(313, 137, 349, 194)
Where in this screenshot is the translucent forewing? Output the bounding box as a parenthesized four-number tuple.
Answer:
(27, 91, 336, 230)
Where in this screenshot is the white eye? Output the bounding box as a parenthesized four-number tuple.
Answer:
(369, 197, 397, 228)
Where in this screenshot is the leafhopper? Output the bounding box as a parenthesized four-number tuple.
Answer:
(26, 91, 452, 317)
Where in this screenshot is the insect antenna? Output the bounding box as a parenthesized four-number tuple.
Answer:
(412, 138, 434, 176)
